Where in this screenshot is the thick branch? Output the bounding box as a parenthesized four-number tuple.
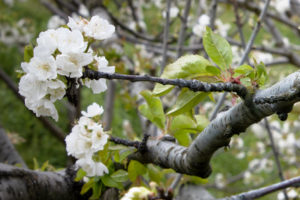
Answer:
(0, 127, 27, 168)
(129, 71, 300, 178)
(0, 163, 82, 200)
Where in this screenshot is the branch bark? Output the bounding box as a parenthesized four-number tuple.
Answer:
(129, 71, 300, 178)
(0, 127, 27, 168)
(0, 163, 82, 200)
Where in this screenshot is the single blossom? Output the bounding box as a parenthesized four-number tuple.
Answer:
(83, 56, 115, 94)
(46, 79, 66, 102)
(83, 16, 115, 40)
(56, 52, 93, 78)
(76, 157, 108, 177)
(19, 73, 48, 101)
(34, 29, 59, 57)
(26, 56, 57, 81)
(81, 102, 104, 118)
(56, 28, 87, 54)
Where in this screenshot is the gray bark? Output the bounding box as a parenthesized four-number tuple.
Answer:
(0, 127, 27, 168)
(130, 71, 300, 178)
(0, 163, 83, 200)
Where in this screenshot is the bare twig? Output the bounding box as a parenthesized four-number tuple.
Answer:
(220, 176, 300, 200)
(82, 68, 248, 98)
(264, 119, 288, 200)
(176, 0, 192, 57)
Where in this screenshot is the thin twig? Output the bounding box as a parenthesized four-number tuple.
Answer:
(161, 0, 172, 73)
(264, 119, 289, 200)
(220, 176, 300, 200)
(176, 0, 192, 57)
(82, 68, 248, 98)
(209, 0, 218, 30)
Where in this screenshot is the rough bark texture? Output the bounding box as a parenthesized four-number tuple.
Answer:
(0, 127, 27, 168)
(0, 164, 83, 200)
(130, 71, 300, 178)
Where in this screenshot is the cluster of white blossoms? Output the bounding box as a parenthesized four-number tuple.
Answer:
(65, 103, 109, 177)
(18, 16, 115, 121)
(192, 14, 230, 37)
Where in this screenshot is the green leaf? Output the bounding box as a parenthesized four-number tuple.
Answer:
(111, 169, 129, 182)
(174, 130, 192, 146)
(24, 44, 33, 62)
(40, 161, 49, 171)
(195, 114, 210, 132)
(75, 168, 87, 182)
(153, 55, 211, 96)
(33, 158, 39, 170)
(119, 148, 135, 163)
(138, 90, 165, 129)
(147, 165, 164, 183)
(167, 89, 209, 116)
(101, 175, 123, 189)
(205, 65, 221, 76)
(170, 113, 199, 134)
(255, 62, 268, 86)
(203, 27, 232, 70)
(235, 64, 254, 78)
(90, 182, 102, 200)
(128, 160, 147, 182)
(80, 178, 94, 195)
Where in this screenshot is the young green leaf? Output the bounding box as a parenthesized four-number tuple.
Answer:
(138, 90, 165, 129)
(235, 64, 254, 78)
(75, 168, 87, 182)
(153, 55, 211, 96)
(203, 27, 232, 70)
(128, 160, 147, 182)
(90, 182, 102, 200)
(111, 169, 129, 182)
(101, 175, 123, 189)
(80, 178, 94, 195)
(174, 130, 192, 146)
(205, 65, 221, 76)
(24, 44, 33, 62)
(166, 89, 209, 116)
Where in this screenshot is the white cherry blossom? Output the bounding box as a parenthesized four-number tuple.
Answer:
(27, 56, 57, 81)
(47, 79, 66, 102)
(76, 157, 108, 177)
(19, 73, 47, 100)
(56, 28, 87, 54)
(193, 14, 210, 37)
(56, 52, 93, 78)
(83, 56, 115, 93)
(34, 29, 59, 57)
(81, 102, 104, 118)
(83, 16, 115, 40)
(67, 16, 88, 33)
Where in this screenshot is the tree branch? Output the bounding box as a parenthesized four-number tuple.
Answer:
(0, 163, 82, 200)
(0, 127, 27, 168)
(82, 68, 248, 98)
(129, 71, 300, 178)
(220, 176, 300, 200)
